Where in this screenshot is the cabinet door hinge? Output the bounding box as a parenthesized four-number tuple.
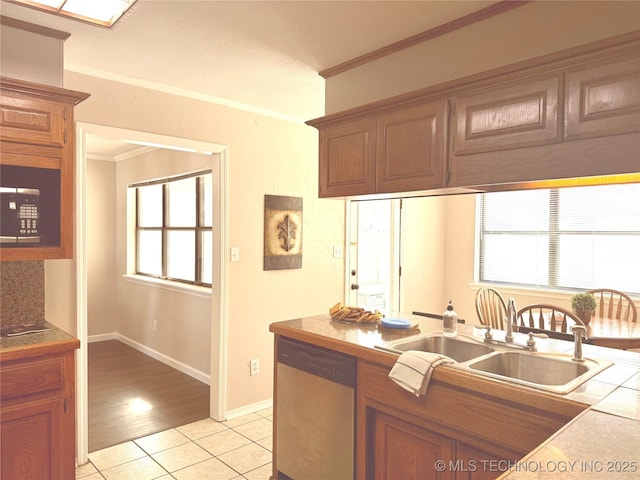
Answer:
(63, 130, 68, 144)
(64, 398, 68, 413)
(63, 107, 67, 121)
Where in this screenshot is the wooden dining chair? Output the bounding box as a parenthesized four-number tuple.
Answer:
(586, 288, 637, 323)
(517, 304, 585, 333)
(475, 288, 508, 329)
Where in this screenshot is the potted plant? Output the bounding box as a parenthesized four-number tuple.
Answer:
(571, 292, 596, 325)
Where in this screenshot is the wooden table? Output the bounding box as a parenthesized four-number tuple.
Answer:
(585, 316, 640, 350)
(520, 315, 640, 350)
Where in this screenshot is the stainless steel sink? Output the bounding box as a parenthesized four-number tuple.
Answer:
(379, 334, 495, 362)
(377, 333, 613, 394)
(467, 351, 613, 394)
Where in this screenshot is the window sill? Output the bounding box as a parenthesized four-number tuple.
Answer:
(122, 274, 211, 298)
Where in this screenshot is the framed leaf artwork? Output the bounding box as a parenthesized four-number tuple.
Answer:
(263, 195, 302, 270)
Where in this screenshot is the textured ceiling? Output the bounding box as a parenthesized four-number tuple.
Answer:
(1, 0, 499, 122)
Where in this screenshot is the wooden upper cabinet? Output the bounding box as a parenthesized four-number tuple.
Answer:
(565, 55, 640, 141)
(319, 117, 376, 197)
(0, 95, 67, 149)
(0, 77, 89, 261)
(452, 75, 561, 156)
(314, 100, 448, 197)
(377, 100, 447, 193)
(309, 32, 640, 197)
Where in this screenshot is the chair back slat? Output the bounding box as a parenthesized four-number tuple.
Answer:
(476, 288, 508, 329)
(587, 289, 637, 323)
(517, 304, 584, 333)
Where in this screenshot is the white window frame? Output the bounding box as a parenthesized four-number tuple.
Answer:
(476, 184, 640, 296)
(129, 170, 213, 288)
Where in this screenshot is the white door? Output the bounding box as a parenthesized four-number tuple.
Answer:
(347, 199, 401, 313)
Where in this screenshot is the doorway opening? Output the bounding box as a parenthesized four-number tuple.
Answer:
(75, 123, 229, 463)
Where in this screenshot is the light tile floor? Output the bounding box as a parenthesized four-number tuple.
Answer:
(77, 409, 273, 480)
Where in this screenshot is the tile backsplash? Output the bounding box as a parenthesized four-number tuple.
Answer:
(0, 260, 45, 328)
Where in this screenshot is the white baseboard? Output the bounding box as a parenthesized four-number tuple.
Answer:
(225, 398, 273, 421)
(87, 332, 117, 343)
(89, 333, 211, 385)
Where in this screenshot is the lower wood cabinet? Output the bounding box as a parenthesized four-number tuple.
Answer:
(0, 337, 79, 480)
(357, 359, 585, 480)
(374, 410, 453, 480)
(455, 442, 508, 480)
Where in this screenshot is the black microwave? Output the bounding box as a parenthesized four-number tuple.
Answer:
(0, 187, 41, 245)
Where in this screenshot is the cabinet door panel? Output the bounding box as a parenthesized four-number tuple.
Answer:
(0, 96, 65, 148)
(1, 398, 63, 480)
(0, 357, 64, 401)
(319, 117, 376, 197)
(565, 56, 640, 140)
(453, 75, 561, 155)
(377, 101, 447, 192)
(455, 442, 518, 480)
(374, 411, 453, 480)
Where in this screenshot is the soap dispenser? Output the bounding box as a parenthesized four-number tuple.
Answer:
(443, 300, 458, 337)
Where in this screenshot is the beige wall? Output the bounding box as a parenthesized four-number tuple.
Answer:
(63, 71, 345, 410)
(325, 1, 640, 114)
(87, 159, 117, 336)
(115, 148, 213, 375)
(0, 21, 64, 87)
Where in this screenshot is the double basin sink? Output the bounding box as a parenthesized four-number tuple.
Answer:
(377, 334, 612, 394)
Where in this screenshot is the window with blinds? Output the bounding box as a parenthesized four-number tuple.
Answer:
(131, 170, 213, 287)
(477, 184, 640, 295)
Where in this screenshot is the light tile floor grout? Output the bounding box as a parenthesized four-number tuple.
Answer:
(77, 408, 273, 480)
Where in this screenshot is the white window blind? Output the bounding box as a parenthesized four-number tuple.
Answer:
(478, 184, 640, 295)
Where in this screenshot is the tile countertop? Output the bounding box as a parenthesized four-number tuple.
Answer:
(270, 313, 640, 480)
(0, 321, 79, 361)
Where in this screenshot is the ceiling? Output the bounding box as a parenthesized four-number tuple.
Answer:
(1, 0, 500, 156)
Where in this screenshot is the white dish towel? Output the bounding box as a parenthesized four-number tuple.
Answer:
(388, 350, 454, 397)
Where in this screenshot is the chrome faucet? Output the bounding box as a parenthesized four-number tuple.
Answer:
(505, 297, 517, 343)
(571, 325, 588, 362)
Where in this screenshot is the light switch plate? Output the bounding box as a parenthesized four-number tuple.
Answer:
(333, 245, 343, 258)
(231, 247, 240, 262)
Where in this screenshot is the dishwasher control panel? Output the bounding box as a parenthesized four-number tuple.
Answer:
(277, 337, 356, 387)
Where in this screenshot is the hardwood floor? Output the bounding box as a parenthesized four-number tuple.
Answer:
(88, 340, 210, 452)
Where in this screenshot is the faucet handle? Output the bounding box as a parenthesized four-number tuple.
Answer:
(526, 332, 548, 351)
(480, 325, 493, 340)
(571, 324, 588, 339)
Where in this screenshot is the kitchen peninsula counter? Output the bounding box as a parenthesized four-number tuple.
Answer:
(270, 314, 640, 479)
(0, 322, 79, 479)
(0, 321, 79, 359)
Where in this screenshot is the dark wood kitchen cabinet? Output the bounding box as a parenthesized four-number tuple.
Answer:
(309, 32, 640, 198)
(0, 336, 79, 480)
(451, 74, 562, 157)
(318, 116, 377, 197)
(0, 77, 89, 261)
(565, 55, 640, 141)
(314, 100, 448, 197)
(357, 360, 583, 480)
(374, 410, 453, 480)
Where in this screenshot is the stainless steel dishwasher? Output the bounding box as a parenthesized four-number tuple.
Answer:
(276, 336, 356, 480)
